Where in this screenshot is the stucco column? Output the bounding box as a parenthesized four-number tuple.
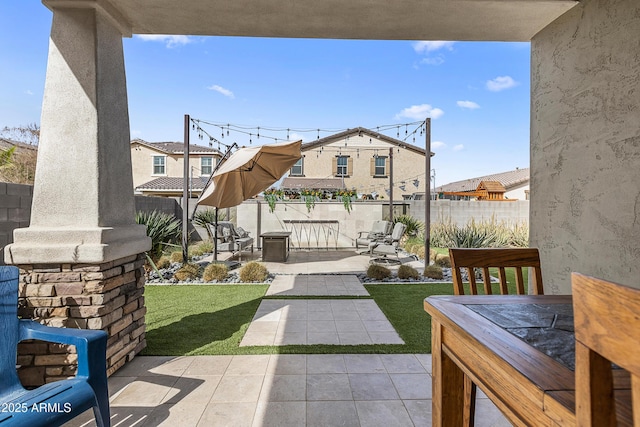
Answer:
(4, 1, 150, 264)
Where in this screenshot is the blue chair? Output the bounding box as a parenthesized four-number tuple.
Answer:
(0, 266, 110, 427)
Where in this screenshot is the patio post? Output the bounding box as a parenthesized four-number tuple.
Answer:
(4, 2, 150, 386)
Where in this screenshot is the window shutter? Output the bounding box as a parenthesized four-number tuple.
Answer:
(332, 157, 337, 176)
(347, 157, 354, 176)
(370, 158, 375, 176)
(301, 155, 304, 176)
(385, 157, 390, 175)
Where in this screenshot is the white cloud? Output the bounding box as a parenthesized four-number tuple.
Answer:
(420, 56, 445, 66)
(25, 90, 34, 96)
(431, 141, 446, 149)
(395, 104, 444, 120)
(208, 85, 235, 99)
(486, 76, 519, 92)
(453, 144, 464, 151)
(457, 100, 480, 109)
(135, 34, 193, 48)
(412, 41, 455, 53)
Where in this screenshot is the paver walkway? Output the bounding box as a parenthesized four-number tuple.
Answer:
(241, 299, 404, 346)
(266, 274, 369, 296)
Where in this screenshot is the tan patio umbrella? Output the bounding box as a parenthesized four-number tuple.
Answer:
(198, 139, 302, 209)
(196, 140, 301, 261)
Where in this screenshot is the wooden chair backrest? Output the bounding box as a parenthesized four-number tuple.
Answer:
(572, 272, 640, 426)
(0, 266, 22, 394)
(449, 248, 544, 295)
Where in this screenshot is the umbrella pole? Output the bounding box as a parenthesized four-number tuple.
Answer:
(213, 207, 219, 261)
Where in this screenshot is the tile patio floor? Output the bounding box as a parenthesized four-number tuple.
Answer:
(63, 250, 511, 426)
(64, 354, 510, 427)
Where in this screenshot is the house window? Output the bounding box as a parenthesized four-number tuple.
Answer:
(201, 157, 213, 175)
(153, 156, 166, 175)
(290, 157, 304, 176)
(375, 156, 387, 176)
(336, 156, 348, 176)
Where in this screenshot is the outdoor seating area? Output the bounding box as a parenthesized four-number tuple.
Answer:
(207, 221, 254, 261)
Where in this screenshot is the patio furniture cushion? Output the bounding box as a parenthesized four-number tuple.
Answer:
(369, 223, 407, 259)
(355, 220, 392, 250)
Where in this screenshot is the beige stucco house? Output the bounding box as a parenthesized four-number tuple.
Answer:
(282, 127, 431, 199)
(130, 139, 221, 197)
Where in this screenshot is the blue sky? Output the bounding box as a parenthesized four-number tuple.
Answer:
(0, 2, 531, 187)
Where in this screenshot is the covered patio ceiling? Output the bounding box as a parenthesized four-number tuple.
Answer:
(46, 0, 578, 41)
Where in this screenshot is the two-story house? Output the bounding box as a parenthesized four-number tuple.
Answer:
(281, 127, 431, 198)
(130, 139, 222, 197)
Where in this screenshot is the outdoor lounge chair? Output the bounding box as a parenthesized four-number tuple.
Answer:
(0, 266, 110, 427)
(355, 220, 392, 251)
(207, 221, 254, 260)
(369, 222, 406, 259)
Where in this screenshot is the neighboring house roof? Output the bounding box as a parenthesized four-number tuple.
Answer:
(136, 176, 210, 192)
(435, 167, 530, 193)
(300, 127, 434, 157)
(131, 139, 222, 156)
(281, 177, 345, 191)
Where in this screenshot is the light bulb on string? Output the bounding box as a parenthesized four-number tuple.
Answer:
(257, 127, 260, 139)
(397, 126, 400, 137)
(317, 129, 320, 140)
(287, 128, 290, 139)
(226, 124, 230, 136)
(249, 133, 252, 144)
(413, 179, 420, 188)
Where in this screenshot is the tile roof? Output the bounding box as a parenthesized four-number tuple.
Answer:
(435, 168, 530, 193)
(136, 176, 210, 191)
(281, 177, 346, 190)
(131, 139, 222, 155)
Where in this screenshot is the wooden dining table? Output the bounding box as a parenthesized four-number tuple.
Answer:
(424, 294, 632, 427)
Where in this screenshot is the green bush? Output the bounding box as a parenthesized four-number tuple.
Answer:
(397, 265, 420, 280)
(173, 263, 201, 281)
(434, 254, 451, 268)
(423, 265, 444, 280)
(135, 210, 182, 259)
(394, 215, 424, 237)
(239, 261, 269, 282)
(430, 219, 530, 249)
(156, 256, 171, 269)
(366, 264, 392, 280)
(203, 263, 229, 282)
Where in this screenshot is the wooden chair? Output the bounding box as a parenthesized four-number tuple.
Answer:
(449, 247, 544, 296)
(572, 272, 639, 426)
(0, 266, 110, 427)
(448, 247, 544, 426)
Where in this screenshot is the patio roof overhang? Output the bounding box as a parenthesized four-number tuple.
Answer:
(44, 0, 578, 41)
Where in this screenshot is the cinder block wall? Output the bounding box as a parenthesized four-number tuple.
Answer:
(0, 183, 32, 265)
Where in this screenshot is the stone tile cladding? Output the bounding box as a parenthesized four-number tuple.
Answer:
(14, 253, 147, 386)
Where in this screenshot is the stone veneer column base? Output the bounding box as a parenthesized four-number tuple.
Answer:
(15, 253, 147, 386)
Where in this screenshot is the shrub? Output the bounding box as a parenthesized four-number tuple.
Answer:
(366, 264, 392, 280)
(413, 246, 426, 260)
(135, 210, 181, 259)
(397, 265, 420, 280)
(156, 256, 171, 269)
(429, 249, 437, 262)
(173, 263, 201, 281)
(423, 265, 444, 280)
(239, 261, 269, 282)
(170, 251, 184, 263)
(189, 245, 205, 257)
(394, 215, 425, 237)
(203, 263, 229, 282)
(197, 240, 215, 254)
(434, 254, 451, 268)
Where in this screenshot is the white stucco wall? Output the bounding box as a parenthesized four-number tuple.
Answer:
(531, 0, 640, 294)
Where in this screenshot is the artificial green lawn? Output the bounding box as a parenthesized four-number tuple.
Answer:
(142, 267, 529, 356)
